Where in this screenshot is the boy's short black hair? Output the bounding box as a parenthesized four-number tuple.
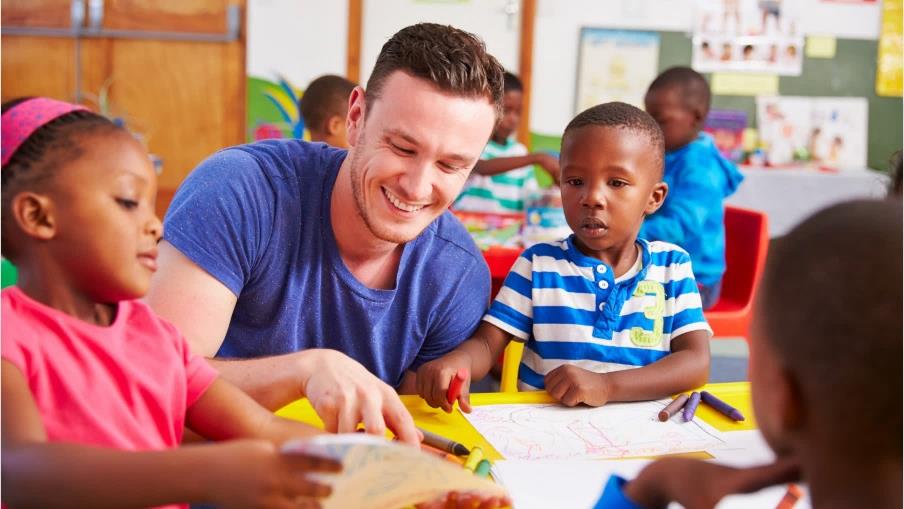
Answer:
(562, 101, 665, 175)
(503, 71, 522, 93)
(756, 199, 902, 457)
(1, 97, 123, 261)
(299, 75, 357, 134)
(647, 66, 711, 117)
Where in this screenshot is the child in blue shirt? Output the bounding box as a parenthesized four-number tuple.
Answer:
(596, 199, 901, 508)
(417, 102, 711, 412)
(642, 67, 744, 309)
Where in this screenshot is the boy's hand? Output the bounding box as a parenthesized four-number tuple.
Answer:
(531, 153, 561, 183)
(416, 351, 473, 413)
(623, 456, 801, 509)
(544, 364, 612, 407)
(208, 439, 342, 509)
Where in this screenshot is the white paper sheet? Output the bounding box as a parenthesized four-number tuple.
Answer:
(463, 400, 726, 460)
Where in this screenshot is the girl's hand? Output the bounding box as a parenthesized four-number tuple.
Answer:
(417, 491, 511, 509)
(207, 439, 342, 509)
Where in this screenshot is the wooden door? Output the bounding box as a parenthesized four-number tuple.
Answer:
(2, 0, 246, 215)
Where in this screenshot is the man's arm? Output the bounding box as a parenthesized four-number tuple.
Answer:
(145, 242, 420, 443)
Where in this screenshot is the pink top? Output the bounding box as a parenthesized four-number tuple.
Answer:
(1, 287, 218, 509)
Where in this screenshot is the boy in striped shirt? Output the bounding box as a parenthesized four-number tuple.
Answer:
(417, 102, 712, 411)
(453, 72, 560, 213)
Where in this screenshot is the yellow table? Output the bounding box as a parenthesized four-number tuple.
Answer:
(276, 382, 756, 461)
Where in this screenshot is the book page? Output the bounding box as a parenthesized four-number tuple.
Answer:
(463, 400, 725, 460)
(282, 434, 506, 509)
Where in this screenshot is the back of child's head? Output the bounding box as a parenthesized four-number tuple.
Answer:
(562, 101, 665, 176)
(646, 66, 711, 118)
(299, 74, 357, 136)
(503, 71, 522, 94)
(889, 149, 902, 196)
(1, 97, 126, 262)
(755, 199, 902, 458)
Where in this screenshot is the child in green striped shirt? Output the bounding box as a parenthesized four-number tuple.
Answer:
(454, 72, 560, 213)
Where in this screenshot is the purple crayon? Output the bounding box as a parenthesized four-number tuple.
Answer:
(701, 391, 745, 421)
(682, 391, 701, 422)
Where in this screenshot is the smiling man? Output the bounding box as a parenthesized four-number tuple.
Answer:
(146, 23, 503, 443)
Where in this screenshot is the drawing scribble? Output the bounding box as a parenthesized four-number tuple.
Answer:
(465, 401, 726, 461)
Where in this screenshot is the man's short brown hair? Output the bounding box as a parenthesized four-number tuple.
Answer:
(365, 23, 505, 119)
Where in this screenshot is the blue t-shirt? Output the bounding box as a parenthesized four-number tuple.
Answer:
(639, 133, 744, 287)
(163, 140, 490, 387)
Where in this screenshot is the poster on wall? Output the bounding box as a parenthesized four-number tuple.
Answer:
(692, 0, 803, 75)
(574, 28, 660, 114)
(755, 96, 868, 169)
(877, 0, 903, 97)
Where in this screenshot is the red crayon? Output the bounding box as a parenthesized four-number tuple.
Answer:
(447, 368, 468, 405)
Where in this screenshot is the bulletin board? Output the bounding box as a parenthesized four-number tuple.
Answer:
(559, 30, 902, 171)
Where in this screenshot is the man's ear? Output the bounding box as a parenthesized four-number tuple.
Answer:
(346, 86, 366, 148)
(644, 182, 668, 215)
(11, 192, 56, 241)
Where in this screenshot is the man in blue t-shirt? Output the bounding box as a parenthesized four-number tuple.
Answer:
(146, 23, 504, 443)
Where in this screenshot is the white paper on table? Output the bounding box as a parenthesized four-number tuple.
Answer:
(281, 434, 506, 509)
(463, 400, 726, 461)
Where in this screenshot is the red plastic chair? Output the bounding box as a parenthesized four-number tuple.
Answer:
(704, 205, 770, 339)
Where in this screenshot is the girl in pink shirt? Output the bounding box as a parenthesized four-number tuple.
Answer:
(0, 97, 341, 509)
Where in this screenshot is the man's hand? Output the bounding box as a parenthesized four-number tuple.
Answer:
(297, 349, 420, 445)
(623, 456, 802, 509)
(544, 364, 612, 407)
(206, 439, 342, 509)
(416, 350, 474, 413)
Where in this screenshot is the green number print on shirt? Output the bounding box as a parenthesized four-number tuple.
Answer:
(630, 281, 665, 347)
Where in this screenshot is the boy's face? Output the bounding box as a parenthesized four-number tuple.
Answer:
(492, 89, 522, 143)
(46, 133, 163, 302)
(344, 71, 496, 244)
(645, 87, 701, 152)
(559, 126, 666, 262)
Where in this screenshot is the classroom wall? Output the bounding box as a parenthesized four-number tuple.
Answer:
(247, 0, 347, 88)
(359, 0, 522, 84)
(529, 0, 898, 171)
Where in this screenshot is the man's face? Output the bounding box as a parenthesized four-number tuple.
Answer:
(345, 71, 496, 244)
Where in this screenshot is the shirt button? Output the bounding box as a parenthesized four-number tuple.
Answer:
(598, 302, 606, 311)
(596, 265, 607, 274)
(598, 280, 609, 290)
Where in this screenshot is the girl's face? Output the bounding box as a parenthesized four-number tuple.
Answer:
(48, 132, 162, 302)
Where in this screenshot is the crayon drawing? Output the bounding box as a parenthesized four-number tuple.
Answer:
(464, 401, 726, 461)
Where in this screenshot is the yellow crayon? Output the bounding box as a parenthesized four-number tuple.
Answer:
(462, 446, 484, 472)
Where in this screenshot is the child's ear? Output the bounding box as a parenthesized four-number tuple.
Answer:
(644, 182, 668, 215)
(327, 114, 345, 136)
(346, 86, 366, 148)
(11, 192, 56, 241)
(692, 105, 708, 129)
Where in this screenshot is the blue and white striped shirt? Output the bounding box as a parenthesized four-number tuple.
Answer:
(484, 235, 712, 390)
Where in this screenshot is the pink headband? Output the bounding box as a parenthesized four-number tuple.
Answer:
(2, 98, 89, 166)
